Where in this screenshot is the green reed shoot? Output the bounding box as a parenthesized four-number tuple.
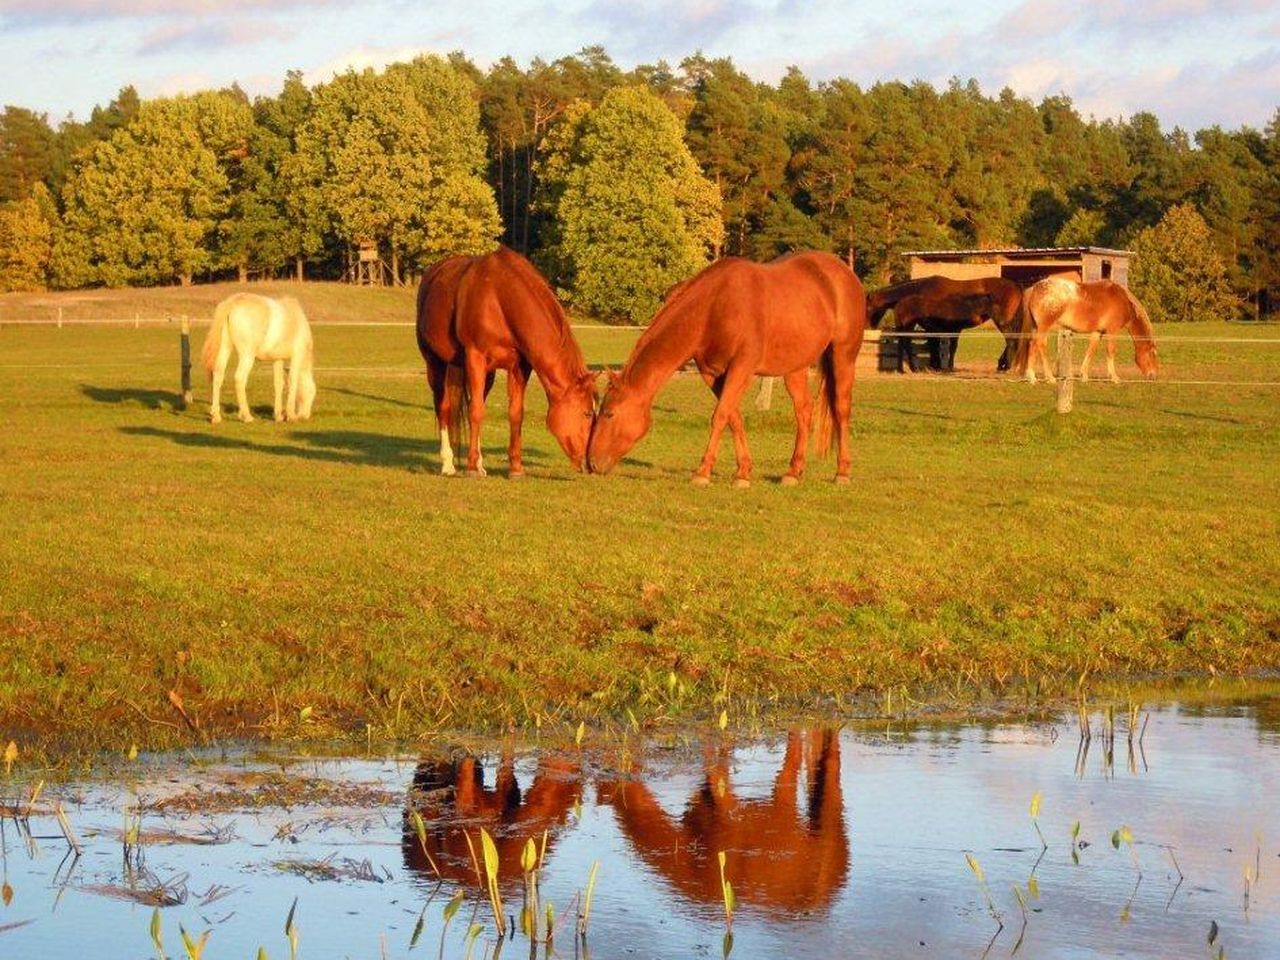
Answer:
(257, 948, 269, 960)
(717, 851, 735, 929)
(1029, 792, 1047, 850)
(579, 861, 600, 938)
(410, 810, 441, 878)
(965, 853, 1003, 929)
(3, 741, 16, 777)
(149, 907, 164, 960)
(521, 836, 539, 940)
(479, 828, 506, 938)
(285, 896, 300, 960)
(179, 924, 211, 960)
(462, 923, 483, 960)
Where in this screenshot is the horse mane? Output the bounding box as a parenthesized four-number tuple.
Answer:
(498, 248, 586, 372)
(1122, 286, 1153, 341)
(620, 268, 710, 378)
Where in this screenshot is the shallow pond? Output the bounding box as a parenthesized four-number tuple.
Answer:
(2, 695, 1278, 959)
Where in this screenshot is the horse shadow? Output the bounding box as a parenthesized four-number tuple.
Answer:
(120, 425, 556, 473)
(325, 385, 423, 411)
(80, 384, 186, 412)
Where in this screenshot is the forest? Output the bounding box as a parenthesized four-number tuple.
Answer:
(0, 46, 1276, 323)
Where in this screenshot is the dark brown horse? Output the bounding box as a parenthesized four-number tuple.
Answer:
(1013, 277, 1159, 383)
(416, 247, 597, 477)
(403, 751, 581, 887)
(867, 276, 1024, 371)
(586, 252, 867, 486)
(598, 729, 848, 916)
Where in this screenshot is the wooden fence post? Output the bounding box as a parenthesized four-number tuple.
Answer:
(180, 316, 193, 408)
(1055, 328, 1074, 414)
(57, 306, 63, 329)
(755, 376, 776, 411)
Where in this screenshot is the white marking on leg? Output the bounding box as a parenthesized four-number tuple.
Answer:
(440, 425, 457, 476)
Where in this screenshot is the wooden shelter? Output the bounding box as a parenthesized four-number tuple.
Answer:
(902, 246, 1134, 288)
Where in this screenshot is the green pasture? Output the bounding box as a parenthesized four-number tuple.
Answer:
(1, 308, 1278, 752)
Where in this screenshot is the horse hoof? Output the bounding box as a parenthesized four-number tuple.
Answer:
(441, 465, 457, 477)
(509, 471, 525, 480)
(239, 415, 254, 424)
(466, 469, 486, 478)
(833, 475, 851, 486)
(780, 474, 800, 487)
(732, 478, 751, 490)
(690, 475, 712, 487)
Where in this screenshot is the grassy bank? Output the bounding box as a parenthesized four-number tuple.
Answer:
(1, 300, 1278, 752)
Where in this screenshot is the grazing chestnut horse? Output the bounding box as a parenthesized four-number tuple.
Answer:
(598, 729, 848, 915)
(416, 247, 597, 477)
(587, 252, 867, 486)
(402, 751, 581, 886)
(202, 293, 316, 424)
(867, 276, 1024, 371)
(1013, 278, 1159, 383)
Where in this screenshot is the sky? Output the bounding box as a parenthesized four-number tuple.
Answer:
(1, 0, 1277, 133)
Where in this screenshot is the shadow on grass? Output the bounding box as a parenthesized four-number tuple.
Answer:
(119, 425, 556, 474)
(326, 385, 423, 411)
(81, 384, 186, 412)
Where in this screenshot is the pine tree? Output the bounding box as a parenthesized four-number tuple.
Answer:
(0, 106, 56, 203)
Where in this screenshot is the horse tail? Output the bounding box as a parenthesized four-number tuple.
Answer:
(202, 298, 234, 376)
(1011, 288, 1035, 375)
(443, 364, 469, 446)
(812, 346, 837, 457)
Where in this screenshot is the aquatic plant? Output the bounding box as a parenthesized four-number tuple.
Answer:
(965, 853, 1003, 931)
(409, 810, 441, 878)
(1029, 792, 1047, 850)
(578, 861, 600, 939)
(285, 896, 300, 960)
(717, 851, 735, 929)
(149, 907, 164, 960)
(479, 828, 506, 938)
(179, 923, 211, 960)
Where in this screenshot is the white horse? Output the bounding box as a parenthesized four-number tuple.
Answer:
(202, 293, 316, 424)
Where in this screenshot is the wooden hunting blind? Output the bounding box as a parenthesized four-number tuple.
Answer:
(902, 246, 1134, 288)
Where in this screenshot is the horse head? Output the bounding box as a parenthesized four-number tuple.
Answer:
(586, 370, 651, 475)
(546, 371, 599, 472)
(1136, 339, 1160, 380)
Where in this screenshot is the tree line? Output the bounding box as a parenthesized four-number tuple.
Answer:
(1, 46, 1276, 323)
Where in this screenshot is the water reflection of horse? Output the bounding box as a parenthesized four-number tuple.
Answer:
(402, 751, 582, 885)
(415, 246, 598, 477)
(599, 729, 848, 915)
(867, 276, 1024, 372)
(1013, 277, 1160, 383)
(586, 252, 866, 486)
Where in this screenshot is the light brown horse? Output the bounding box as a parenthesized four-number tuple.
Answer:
(598, 729, 848, 916)
(1013, 278, 1159, 383)
(416, 247, 597, 477)
(586, 252, 867, 486)
(402, 751, 581, 887)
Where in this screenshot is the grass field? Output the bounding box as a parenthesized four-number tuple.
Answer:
(2, 283, 1279, 753)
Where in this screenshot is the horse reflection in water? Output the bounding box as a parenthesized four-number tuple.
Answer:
(403, 751, 581, 884)
(600, 729, 848, 915)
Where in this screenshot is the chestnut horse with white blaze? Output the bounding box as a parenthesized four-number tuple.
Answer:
(587, 252, 867, 486)
(202, 293, 316, 424)
(416, 247, 597, 477)
(1014, 278, 1159, 383)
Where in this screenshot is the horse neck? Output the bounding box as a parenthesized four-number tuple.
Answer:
(1124, 292, 1153, 345)
(618, 297, 705, 402)
(510, 299, 588, 399)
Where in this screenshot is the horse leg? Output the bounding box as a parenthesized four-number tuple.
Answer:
(273, 360, 285, 421)
(234, 351, 256, 422)
(1106, 334, 1120, 383)
(781, 367, 812, 486)
(831, 345, 858, 484)
(506, 361, 531, 479)
(693, 364, 754, 487)
(424, 356, 455, 476)
(1080, 331, 1102, 383)
(1038, 331, 1056, 384)
(464, 351, 488, 477)
(285, 347, 302, 422)
(209, 342, 232, 424)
